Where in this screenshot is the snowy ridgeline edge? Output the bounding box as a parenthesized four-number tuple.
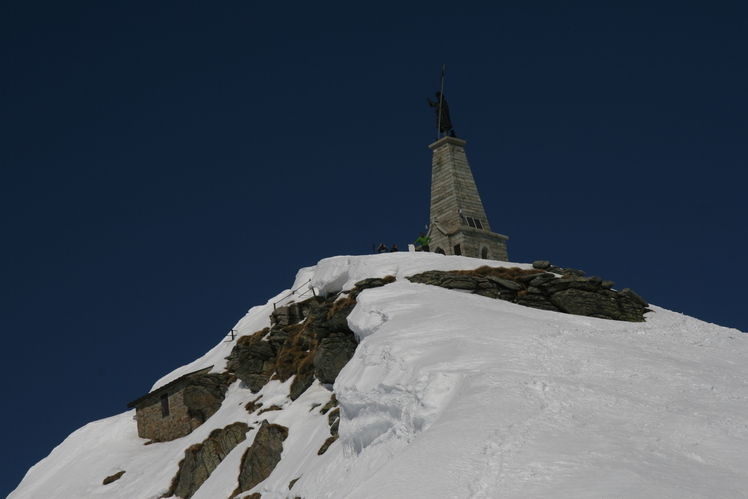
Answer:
(119, 259, 650, 499)
(17, 254, 674, 499)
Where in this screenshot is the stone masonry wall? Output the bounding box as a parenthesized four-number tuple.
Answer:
(136, 389, 197, 442)
(441, 229, 508, 262)
(427, 136, 508, 261)
(429, 137, 490, 233)
(130, 371, 231, 443)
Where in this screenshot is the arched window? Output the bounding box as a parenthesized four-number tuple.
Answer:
(435, 247, 445, 255)
(481, 247, 488, 259)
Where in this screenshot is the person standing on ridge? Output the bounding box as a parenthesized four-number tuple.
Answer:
(414, 232, 431, 252)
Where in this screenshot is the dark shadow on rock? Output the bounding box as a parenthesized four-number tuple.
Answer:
(225, 277, 396, 400)
(167, 422, 251, 499)
(232, 420, 289, 497)
(408, 264, 649, 322)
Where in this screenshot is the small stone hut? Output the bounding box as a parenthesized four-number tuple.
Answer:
(127, 366, 231, 442)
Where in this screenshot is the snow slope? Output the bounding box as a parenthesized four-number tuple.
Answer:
(10, 253, 748, 499)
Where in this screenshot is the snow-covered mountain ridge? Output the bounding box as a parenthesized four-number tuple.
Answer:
(10, 253, 748, 499)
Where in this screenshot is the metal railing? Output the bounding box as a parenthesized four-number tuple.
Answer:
(272, 279, 316, 311)
(221, 280, 317, 342)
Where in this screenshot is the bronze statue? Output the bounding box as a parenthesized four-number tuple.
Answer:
(427, 91, 456, 137)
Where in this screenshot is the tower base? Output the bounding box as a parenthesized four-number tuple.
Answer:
(429, 225, 508, 261)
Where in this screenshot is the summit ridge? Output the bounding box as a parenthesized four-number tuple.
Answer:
(10, 253, 748, 499)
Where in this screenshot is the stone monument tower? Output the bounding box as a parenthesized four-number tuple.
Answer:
(426, 136, 509, 261)
(424, 67, 508, 261)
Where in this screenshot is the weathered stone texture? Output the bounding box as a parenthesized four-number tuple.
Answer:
(314, 333, 358, 384)
(317, 396, 341, 455)
(233, 420, 289, 497)
(168, 422, 250, 499)
(183, 373, 232, 424)
(135, 390, 194, 443)
(102, 470, 125, 485)
(226, 277, 394, 400)
(225, 338, 275, 393)
(129, 371, 232, 443)
(319, 394, 339, 415)
(408, 264, 650, 322)
(271, 300, 315, 327)
(427, 136, 508, 261)
(289, 371, 315, 401)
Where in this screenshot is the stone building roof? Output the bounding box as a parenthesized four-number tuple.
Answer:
(126, 366, 213, 409)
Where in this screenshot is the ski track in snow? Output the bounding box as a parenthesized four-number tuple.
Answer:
(10, 253, 748, 499)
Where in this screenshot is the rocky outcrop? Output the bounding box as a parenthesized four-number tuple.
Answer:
(319, 393, 338, 415)
(102, 470, 125, 485)
(314, 333, 358, 384)
(245, 395, 263, 414)
(318, 406, 340, 455)
(167, 422, 251, 499)
(407, 263, 649, 322)
(317, 394, 340, 455)
(225, 277, 395, 400)
(183, 373, 233, 425)
(225, 330, 276, 393)
(232, 420, 289, 497)
(270, 299, 316, 327)
(209, 281, 399, 498)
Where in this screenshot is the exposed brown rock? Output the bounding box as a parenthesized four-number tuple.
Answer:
(226, 278, 395, 400)
(289, 371, 315, 401)
(245, 395, 263, 414)
(102, 470, 125, 485)
(257, 405, 282, 415)
(319, 394, 338, 415)
(232, 420, 289, 497)
(314, 333, 358, 384)
(167, 422, 250, 499)
(317, 436, 337, 455)
(408, 264, 649, 322)
(318, 404, 341, 455)
(182, 373, 233, 424)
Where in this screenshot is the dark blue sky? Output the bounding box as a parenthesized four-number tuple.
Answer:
(2, 1, 746, 495)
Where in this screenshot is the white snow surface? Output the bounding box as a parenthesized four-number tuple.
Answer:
(11, 253, 748, 499)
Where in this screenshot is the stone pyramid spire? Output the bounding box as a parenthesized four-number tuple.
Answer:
(426, 136, 508, 261)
